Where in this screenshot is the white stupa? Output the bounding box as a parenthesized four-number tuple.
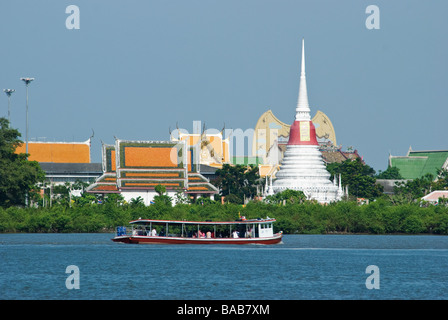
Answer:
(271, 39, 343, 203)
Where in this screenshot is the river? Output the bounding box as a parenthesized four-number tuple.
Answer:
(0, 233, 447, 300)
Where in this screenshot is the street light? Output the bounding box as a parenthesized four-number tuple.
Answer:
(3, 89, 15, 126)
(20, 77, 34, 155)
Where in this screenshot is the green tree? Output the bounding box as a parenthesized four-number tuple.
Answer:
(326, 158, 383, 200)
(265, 189, 307, 205)
(376, 166, 403, 179)
(153, 184, 172, 206)
(129, 196, 145, 208)
(0, 118, 46, 207)
(174, 188, 189, 204)
(224, 193, 243, 204)
(155, 184, 166, 196)
(432, 168, 448, 191)
(74, 193, 98, 207)
(394, 173, 434, 199)
(402, 215, 425, 234)
(212, 164, 260, 202)
(104, 193, 125, 206)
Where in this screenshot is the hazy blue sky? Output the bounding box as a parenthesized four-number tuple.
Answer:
(0, 0, 446, 172)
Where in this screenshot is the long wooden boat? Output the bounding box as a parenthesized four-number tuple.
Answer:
(112, 217, 283, 245)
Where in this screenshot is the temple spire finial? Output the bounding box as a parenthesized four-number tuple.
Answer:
(295, 38, 311, 121)
(301, 38, 306, 76)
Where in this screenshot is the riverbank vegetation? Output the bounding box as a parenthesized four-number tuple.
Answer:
(1, 197, 448, 235)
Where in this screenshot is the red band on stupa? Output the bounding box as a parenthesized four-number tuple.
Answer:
(287, 120, 319, 146)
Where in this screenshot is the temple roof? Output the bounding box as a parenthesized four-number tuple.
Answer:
(86, 173, 120, 193)
(87, 138, 218, 195)
(320, 149, 362, 164)
(15, 139, 91, 163)
(186, 173, 219, 194)
(39, 162, 101, 174)
(389, 149, 448, 180)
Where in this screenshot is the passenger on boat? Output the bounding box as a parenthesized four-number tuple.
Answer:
(232, 230, 239, 238)
(151, 228, 157, 236)
(206, 231, 211, 238)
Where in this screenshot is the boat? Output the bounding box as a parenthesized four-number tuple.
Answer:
(112, 217, 283, 245)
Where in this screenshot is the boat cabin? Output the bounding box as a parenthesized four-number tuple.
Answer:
(120, 218, 274, 238)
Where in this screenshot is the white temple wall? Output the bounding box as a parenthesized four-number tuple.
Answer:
(121, 190, 179, 206)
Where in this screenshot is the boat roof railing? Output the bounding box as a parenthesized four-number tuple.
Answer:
(128, 217, 276, 226)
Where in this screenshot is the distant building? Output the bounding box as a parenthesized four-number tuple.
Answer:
(14, 139, 102, 185)
(375, 179, 408, 195)
(86, 139, 219, 205)
(40, 162, 102, 184)
(252, 109, 362, 175)
(15, 139, 92, 163)
(268, 39, 344, 203)
(389, 148, 448, 180)
(253, 109, 338, 164)
(170, 127, 230, 168)
(250, 42, 361, 183)
(421, 190, 448, 205)
(320, 148, 363, 165)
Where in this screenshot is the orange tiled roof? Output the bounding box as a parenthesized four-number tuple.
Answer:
(94, 185, 119, 191)
(123, 146, 177, 168)
(15, 140, 91, 163)
(186, 173, 218, 194)
(122, 172, 181, 178)
(86, 173, 120, 193)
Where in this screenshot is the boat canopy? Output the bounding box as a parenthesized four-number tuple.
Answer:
(129, 218, 276, 226)
(113, 216, 282, 244)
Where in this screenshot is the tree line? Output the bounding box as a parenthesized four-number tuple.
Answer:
(1, 197, 448, 235)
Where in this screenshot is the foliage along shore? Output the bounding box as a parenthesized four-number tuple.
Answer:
(1, 199, 448, 235)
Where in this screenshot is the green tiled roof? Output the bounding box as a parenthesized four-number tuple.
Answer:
(390, 150, 448, 180)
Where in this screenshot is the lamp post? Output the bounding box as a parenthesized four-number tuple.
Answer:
(20, 77, 34, 155)
(3, 89, 15, 126)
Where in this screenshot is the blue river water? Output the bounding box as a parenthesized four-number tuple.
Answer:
(0, 233, 447, 300)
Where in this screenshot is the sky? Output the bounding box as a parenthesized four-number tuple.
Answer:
(0, 0, 446, 172)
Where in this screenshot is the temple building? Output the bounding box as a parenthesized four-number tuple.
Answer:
(86, 138, 219, 205)
(253, 109, 338, 164)
(388, 147, 448, 180)
(269, 39, 344, 203)
(170, 122, 230, 168)
(14, 139, 102, 185)
(253, 107, 361, 179)
(15, 139, 92, 163)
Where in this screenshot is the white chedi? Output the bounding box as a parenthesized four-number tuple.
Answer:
(270, 39, 343, 203)
(273, 145, 343, 203)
